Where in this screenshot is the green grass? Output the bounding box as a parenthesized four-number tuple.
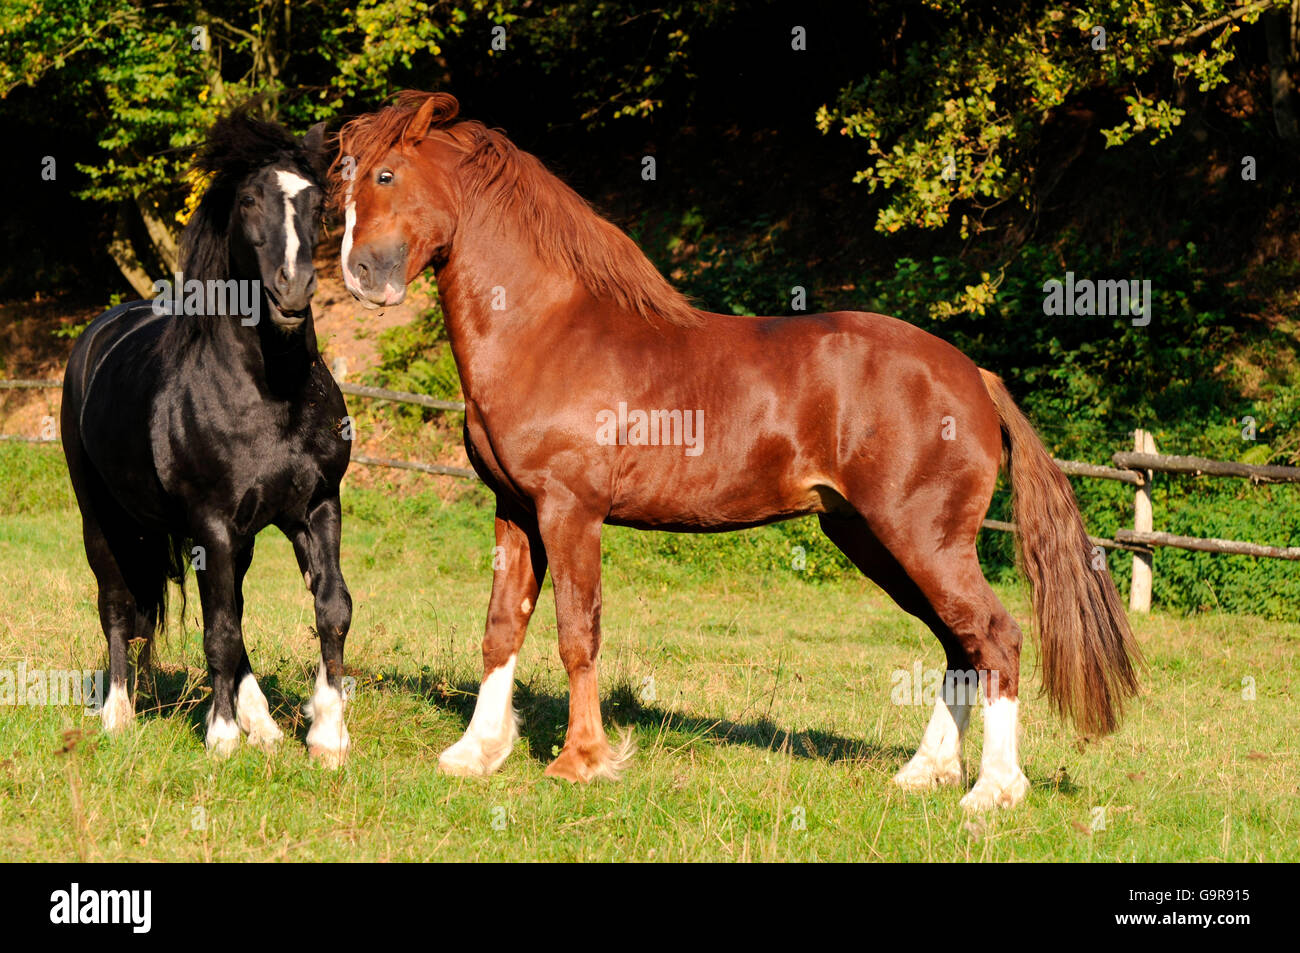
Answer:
(0, 445, 1296, 861)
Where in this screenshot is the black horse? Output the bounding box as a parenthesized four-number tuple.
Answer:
(62, 113, 354, 765)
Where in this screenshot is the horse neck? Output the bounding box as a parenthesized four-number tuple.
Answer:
(434, 216, 592, 399)
(201, 284, 320, 395)
(256, 299, 321, 391)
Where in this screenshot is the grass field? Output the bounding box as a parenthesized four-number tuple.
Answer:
(0, 443, 1296, 862)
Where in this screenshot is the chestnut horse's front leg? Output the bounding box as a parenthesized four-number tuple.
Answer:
(439, 504, 547, 776)
(537, 503, 632, 782)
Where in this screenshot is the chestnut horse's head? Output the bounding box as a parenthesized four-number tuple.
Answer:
(333, 91, 463, 309)
(334, 90, 700, 328)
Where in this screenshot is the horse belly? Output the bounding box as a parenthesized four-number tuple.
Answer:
(607, 445, 844, 531)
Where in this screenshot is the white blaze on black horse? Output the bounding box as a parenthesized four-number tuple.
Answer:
(62, 112, 355, 765)
(335, 91, 1141, 809)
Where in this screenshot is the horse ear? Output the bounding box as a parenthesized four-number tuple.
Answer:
(403, 92, 459, 144)
(302, 122, 331, 181)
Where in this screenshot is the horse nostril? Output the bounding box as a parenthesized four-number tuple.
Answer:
(276, 267, 290, 290)
(356, 261, 370, 283)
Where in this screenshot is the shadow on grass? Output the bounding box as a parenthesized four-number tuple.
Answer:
(133, 665, 310, 744)
(379, 668, 912, 770)
(127, 662, 1076, 801)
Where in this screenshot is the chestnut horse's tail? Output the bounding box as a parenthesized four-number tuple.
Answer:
(978, 369, 1141, 736)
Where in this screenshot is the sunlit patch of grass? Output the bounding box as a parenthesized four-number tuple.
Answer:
(0, 457, 1295, 861)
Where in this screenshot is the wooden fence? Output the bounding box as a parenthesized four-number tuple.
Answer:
(5, 379, 1299, 612)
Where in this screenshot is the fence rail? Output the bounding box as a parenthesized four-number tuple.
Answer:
(1111, 450, 1300, 484)
(337, 383, 465, 414)
(4, 378, 1296, 610)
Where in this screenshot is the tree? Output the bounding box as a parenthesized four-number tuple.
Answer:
(816, 1, 1281, 243)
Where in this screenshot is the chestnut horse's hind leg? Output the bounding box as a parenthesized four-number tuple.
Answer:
(823, 509, 1030, 809)
(819, 515, 971, 790)
(440, 505, 548, 777)
(536, 504, 632, 783)
(882, 536, 1030, 810)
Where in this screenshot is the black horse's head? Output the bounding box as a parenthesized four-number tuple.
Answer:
(180, 111, 332, 331)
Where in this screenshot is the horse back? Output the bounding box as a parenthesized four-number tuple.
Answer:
(62, 302, 174, 514)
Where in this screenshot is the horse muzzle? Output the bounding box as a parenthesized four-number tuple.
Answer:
(344, 242, 408, 309)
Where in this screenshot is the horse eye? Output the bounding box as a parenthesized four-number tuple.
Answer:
(239, 194, 256, 208)
(377, 170, 394, 185)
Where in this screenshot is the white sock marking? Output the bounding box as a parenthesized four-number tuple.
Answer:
(979, 696, 1020, 783)
(235, 672, 283, 747)
(205, 704, 241, 757)
(439, 654, 520, 776)
(894, 696, 969, 789)
(960, 696, 1030, 810)
(101, 682, 134, 734)
(305, 661, 349, 766)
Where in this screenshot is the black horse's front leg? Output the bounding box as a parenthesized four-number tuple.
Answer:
(288, 495, 353, 768)
(192, 526, 251, 757)
(229, 540, 284, 749)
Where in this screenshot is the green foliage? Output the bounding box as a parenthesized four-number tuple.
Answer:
(863, 235, 1300, 620)
(634, 208, 805, 317)
(1, 0, 730, 233)
(817, 0, 1277, 239)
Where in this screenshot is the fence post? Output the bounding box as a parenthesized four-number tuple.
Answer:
(1129, 429, 1156, 613)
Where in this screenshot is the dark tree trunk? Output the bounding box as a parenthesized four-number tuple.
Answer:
(1266, 4, 1300, 143)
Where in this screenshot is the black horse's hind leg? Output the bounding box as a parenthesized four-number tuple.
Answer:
(77, 501, 164, 733)
(287, 495, 352, 767)
(89, 539, 140, 733)
(818, 514, 974, 790)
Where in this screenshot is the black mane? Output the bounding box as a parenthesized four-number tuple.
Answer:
(179, 109, 320, 286)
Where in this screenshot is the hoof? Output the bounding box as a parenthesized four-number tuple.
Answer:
(245, 720, 285, 750)
(100, 687, 135, 735)
(439, 733, 514, 777)
(544, 729, 634, 783)
(205, 710, 241, 759)
(893, 756, 965, 792)
(960, 771, 1030, 811)
(236, 674, 282, 749)
(304, 666, 349, 769)
(308, 744, 348, 770)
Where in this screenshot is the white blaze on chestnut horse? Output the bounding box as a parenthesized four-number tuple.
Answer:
(333, 91, 1141, 810)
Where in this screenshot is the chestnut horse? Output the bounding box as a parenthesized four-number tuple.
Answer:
(334, 91, 1140, 809)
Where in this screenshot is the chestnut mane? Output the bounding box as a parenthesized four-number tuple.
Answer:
(332, 91, 701, 328)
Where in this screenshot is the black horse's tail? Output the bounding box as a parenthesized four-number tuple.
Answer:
(154, 532, 191, 638)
